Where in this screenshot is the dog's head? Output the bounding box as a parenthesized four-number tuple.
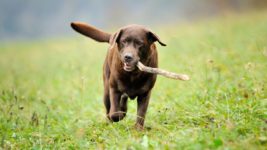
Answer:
(110, 25, 166, 72)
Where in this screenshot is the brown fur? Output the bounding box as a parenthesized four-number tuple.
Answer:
(71, 22, 111, 42)
(71, 22, 166, 129)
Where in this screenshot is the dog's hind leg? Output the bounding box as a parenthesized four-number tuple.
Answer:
(103, 58, 111, 120)
(120, 93, 128, 117)
(103, 82, 110, 119)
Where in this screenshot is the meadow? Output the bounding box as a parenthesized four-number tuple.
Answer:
(0, 11, 266, 149)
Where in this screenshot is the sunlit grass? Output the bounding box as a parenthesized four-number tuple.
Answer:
(0, 11, 267, 149)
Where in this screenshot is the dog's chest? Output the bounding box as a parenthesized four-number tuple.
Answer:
(117, 75, 152, 98)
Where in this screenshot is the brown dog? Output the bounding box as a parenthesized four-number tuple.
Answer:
(71, 22, 166, 129)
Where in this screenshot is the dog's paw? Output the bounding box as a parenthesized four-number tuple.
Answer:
(109, 111, 125, 122)
(134, 123, 144, 131)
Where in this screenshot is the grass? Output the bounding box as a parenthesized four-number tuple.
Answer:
(0, 11, 267, 149)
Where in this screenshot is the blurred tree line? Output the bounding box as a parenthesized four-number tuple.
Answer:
(0, 0, 266, 40)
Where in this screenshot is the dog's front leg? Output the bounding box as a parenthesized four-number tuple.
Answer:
(135, 91, 151, 130)
(109, 87, 125, 122)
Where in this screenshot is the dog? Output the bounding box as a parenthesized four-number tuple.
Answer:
(71, 22, 166, 129)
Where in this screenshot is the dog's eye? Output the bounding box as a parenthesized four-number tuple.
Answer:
(135, 41, 144, 47)
(121, 39, 127, 45)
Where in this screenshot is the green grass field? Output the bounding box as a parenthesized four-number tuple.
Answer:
(1, 11, 267, 149)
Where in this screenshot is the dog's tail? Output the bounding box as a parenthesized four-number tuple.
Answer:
(71, 22, 111, 43)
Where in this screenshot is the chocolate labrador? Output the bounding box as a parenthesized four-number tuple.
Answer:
(71, 22, 166, 129)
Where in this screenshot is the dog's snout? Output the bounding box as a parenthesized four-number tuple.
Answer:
(124, 53, 133, 62)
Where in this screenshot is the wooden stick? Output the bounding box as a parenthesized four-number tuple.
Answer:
(137, 62, 190, 81)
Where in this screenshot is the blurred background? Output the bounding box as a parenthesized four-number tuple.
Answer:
(0, 0, 266, 41)
(0, 1, 267, 149)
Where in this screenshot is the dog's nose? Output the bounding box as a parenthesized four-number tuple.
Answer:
(124, 53, 133, 62)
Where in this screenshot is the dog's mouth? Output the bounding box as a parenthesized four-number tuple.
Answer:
(123, 62, 136, 72)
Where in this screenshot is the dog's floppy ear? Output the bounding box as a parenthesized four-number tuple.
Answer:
(70, 22, 111, 43)
(109, 29, 123, 49)
(147, 31, 166, 46)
